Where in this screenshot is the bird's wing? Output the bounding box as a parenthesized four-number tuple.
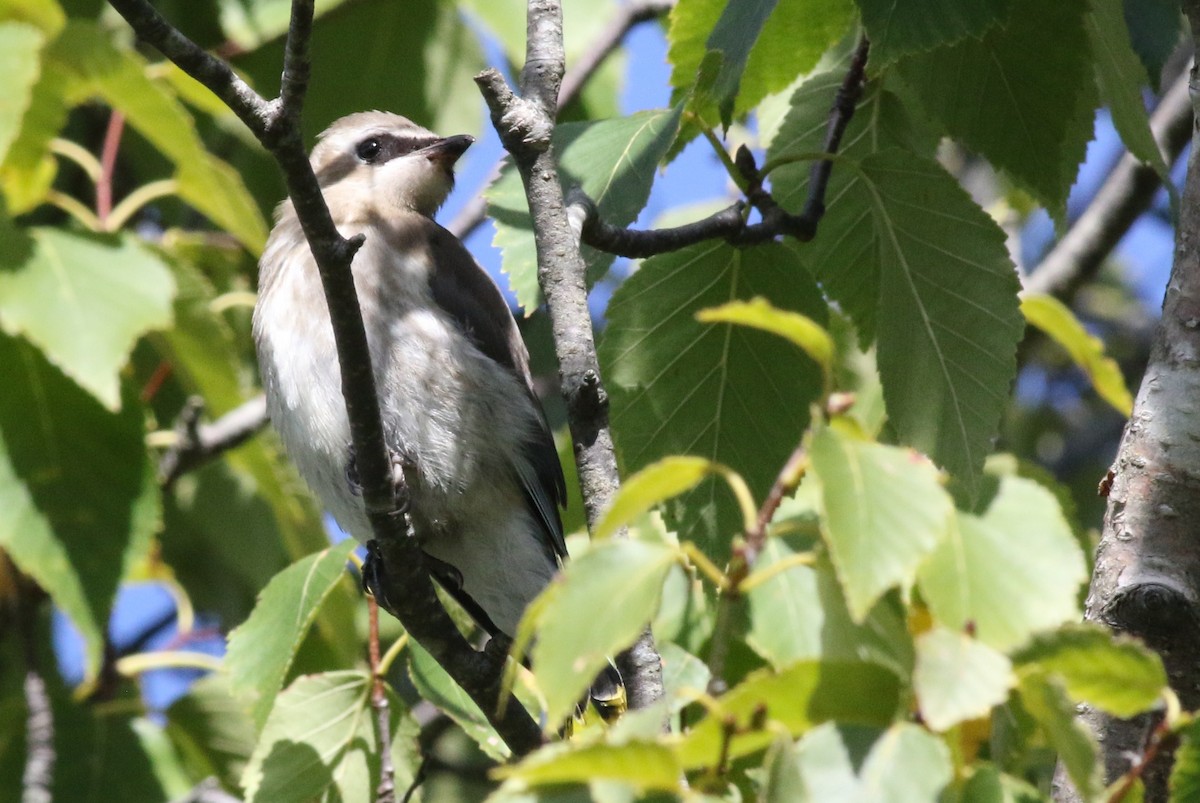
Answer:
(421, 221, 568, 560)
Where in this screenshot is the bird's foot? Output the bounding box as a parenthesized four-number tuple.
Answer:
(345, 445, 412, 515)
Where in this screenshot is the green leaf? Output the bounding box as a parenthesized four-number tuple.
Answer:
(1017, 673, 1101, 800)
(696, 296, 833, 378)
(768, 72, 938, 343)
(919, 472, 1087, 651)
(164, 674, 257, 793)
(1124, 0, 1184, 93)
(700, 0, 778, 126)
(658, 641, 712, 710)
(1170, 718, 1200, 803)
(600, 241, 826, 555)
(0, 0, 65, 35)
(913, 627, 1013, 732)
(809, 425, 954, 621)
(532, 539, 676, 728)
(853, 0, 1014, 64)
(676, 660, 901, 769)
(498, 741, 682, 792)
(0, 58, 68, 214)
(1022, 292, 1134, 417)
(760, 736, 807, 802)
(216, 0, 348, 49)
(225, 539, 357, 728)
(852, 150, 1023, 498)
(960, 764, 1043, 803)
(594, 456, 715, 540)
(1087, 0, 1169, 180)
(233, 0, 483, 143)
(793, 722, 953, 801)
(408, 640, 510, 761)
(240, 671, 418, 803)
(0, 332, 158, 680)
(747, 538, 914, 676)
(48, 21, 267, 252)
(0, 229, 174, 410)
(0, 22, 44, 165)
(1011, 624, 1167, 718)
(895, 0, 1096, 215)
(487, 106, 682, 310)
(668, 0, 853, 123)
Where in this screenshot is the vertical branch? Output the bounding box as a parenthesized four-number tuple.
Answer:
(21, 596, 54, 803)
(96, 110, 125, 227)
(474, 0, 665, 711)
(1055, 16, 1200, 801)
(367, 597, 396, 803)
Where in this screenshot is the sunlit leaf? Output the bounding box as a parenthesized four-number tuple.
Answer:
(532, 539, 676, 728)
(1021, 293, 1134, 416)
(1017, 673, 1101, 799)
(809, 425, 953, 621)
(746, 540, 913, 677)
(918, 472, 1087, 651)
(914, 628, 1013, 732)
(497, 740, 682, 792)
(696, 296, 833, 378)
(677, 660, 901, 769)
(0, 229, 174, 410)
(408, 640, 510, 762)
(225, 540, 357, 728)
(240, 671, 418, 803)
(1012, 624, 1167, 718)
(793, 722, 953, 801)
(594, 456, 715, 540)
(0, 22, 44, 165)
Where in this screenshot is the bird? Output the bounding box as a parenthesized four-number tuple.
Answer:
(253, 111, 572, 644)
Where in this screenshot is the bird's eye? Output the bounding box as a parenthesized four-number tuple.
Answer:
(356, 138, 382, 163)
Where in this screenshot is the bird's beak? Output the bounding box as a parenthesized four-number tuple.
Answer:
(423, 135, 475, 167)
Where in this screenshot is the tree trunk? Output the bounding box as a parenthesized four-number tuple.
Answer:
(1055, 24, 1200, 802)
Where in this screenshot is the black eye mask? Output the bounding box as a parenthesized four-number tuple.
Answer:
(355, 133, 438, 165)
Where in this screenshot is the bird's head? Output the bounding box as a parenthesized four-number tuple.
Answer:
(310, 111, 474, 219)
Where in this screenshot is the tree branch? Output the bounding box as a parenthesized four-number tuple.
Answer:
(446, 0, 674, 241)
(21, 597, 53, 803)
(158, 396, 268, 489)
(1024, 67, 1193, 299)
(107, 0, 542, 757)
(572, 37, 870, 257)
(475, 0, 665, 711)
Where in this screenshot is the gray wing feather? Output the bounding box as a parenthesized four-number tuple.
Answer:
(423, 223, 568, 560)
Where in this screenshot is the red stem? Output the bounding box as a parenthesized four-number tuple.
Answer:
(97, 111, 125, 227)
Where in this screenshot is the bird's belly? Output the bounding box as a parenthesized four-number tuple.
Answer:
(261, 305, 533, 544)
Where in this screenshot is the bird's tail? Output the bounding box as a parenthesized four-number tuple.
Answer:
(587, 662, 626, 723)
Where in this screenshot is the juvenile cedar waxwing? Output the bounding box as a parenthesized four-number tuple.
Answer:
(253, 112, 622, 714)
(254, 110, 566, 636)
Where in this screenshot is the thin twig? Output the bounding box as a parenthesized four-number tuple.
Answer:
(107, 0, 542, 755)
(1105, 714, 1174, 802)
(158, 396, 269, 489)
(96, 110, 125, 228)
(445, 0, 674, 240)
(574, 38, 870, 258)
(706, 442, 808, 691)
(368, 597, 396, 803)
(1023, 66, 1193, 299)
